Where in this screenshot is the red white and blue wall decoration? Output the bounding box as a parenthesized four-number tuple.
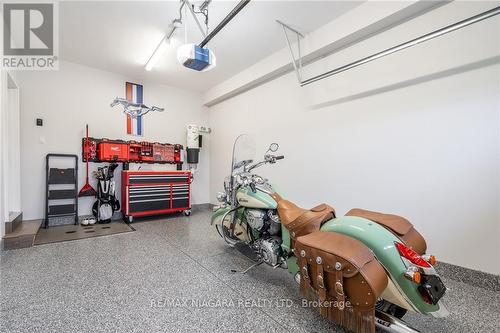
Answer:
(126, 82, 143, 136)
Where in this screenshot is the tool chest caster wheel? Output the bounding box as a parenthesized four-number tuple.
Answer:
(184, 210, 192, 216)
(124, 215, 133, 223)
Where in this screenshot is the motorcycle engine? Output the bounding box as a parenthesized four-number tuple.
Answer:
(245, 209, 284, 267)
(267, 210, 281, 235)
(245, 209, 281, 235)
(245, 209, 266, 231)
(253, 237, 284, 267)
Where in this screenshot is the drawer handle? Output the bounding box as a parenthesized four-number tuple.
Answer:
(130, 198, 170, 203)
(129, 194, 169, 198)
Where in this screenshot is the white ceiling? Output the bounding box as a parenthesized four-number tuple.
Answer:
(60, 1, 362, 92)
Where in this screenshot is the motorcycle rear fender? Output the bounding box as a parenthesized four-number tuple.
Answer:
(320, 216, 441, 315)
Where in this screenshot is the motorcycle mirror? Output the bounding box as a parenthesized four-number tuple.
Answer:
(269, 143, 279, 152)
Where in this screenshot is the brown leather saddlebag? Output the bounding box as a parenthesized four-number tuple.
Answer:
(346, 208, 427, 255)
(295, 231, 388, 333)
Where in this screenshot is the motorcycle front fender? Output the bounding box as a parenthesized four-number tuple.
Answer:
(211, 206, 251, 242)
(211, 206, 231, 226)
(320, 216, 442, 315)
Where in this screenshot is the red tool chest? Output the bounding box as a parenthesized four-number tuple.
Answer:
(121, 171, 192, 222)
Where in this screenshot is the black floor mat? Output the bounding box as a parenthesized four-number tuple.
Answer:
(34, 221, 134, 245)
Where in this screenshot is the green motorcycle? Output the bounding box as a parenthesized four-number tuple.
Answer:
(212, 134, 448, 333)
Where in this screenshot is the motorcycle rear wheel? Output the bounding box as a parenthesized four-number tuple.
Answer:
(376, 300, 407, 319)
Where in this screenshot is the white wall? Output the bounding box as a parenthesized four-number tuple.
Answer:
(208, 3, 500, 274)
(15, 61, 210, 221)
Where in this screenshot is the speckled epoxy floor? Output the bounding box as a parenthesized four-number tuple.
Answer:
(1, 209, 499, 333)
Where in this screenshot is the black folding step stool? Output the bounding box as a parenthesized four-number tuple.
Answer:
(44, 154, 79, 228)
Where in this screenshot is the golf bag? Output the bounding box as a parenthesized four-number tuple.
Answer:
(92, 163, 120, 223)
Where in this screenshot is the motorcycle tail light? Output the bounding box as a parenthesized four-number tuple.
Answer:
(422, 254, 437, 266)
(395, 242, 431, 268)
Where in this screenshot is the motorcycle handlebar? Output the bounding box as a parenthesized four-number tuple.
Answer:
(247, 154, 285, 172)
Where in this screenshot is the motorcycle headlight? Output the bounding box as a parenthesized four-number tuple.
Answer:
(253, 175, 264, 184)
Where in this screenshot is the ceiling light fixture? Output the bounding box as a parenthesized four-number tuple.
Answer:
(145, 18, 182, 72)
(145, 36, 169, 71)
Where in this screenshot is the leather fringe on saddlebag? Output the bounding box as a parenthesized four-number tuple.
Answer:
(295, 231, 388, 333)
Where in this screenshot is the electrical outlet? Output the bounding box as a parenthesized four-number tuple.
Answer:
(198, 126, 211, 133)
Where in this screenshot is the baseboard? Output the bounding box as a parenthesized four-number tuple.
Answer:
(2, 219, 42, 251)
(191, 203, 213, 212)
(5, 212, 23, 234)
(435, 261, 499, 292)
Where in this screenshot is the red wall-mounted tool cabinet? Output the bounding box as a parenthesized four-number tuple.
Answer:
(153, 143, 175, 162)
(121, 170, 192, 223)
(82, 137, 183, 166)
(98, 141, 129, 162)
(128, 143, 142, 161)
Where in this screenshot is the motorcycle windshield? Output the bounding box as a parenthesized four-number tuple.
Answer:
(231, 134, 256, 173)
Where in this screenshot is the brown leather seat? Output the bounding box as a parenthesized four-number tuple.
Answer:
(276, 199, 307, 227)
(274, 195, 335, 244)
(278, 201, 335, 228)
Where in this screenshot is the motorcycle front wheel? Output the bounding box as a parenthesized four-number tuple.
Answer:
(215, 224, 240, 246)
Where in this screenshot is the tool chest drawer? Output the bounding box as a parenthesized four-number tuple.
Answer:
(171, 184, 189, 209)
(128, 174, 190, 184)
(122, 171, 191, 220)
(129, 199, 170, 213)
